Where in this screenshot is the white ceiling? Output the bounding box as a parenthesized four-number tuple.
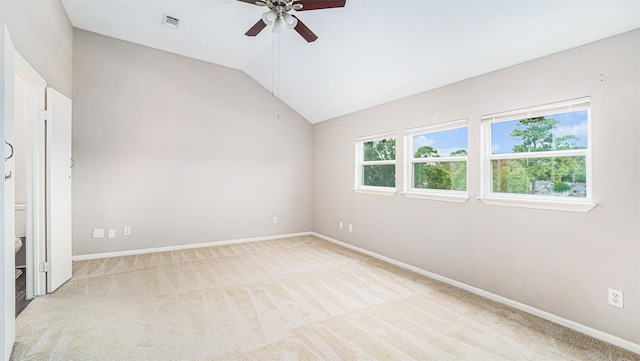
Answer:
(61, 0, 640, 123)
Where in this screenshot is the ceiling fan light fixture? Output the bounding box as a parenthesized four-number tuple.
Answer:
(262, 10, 277, 25)
(272, 17, 285, 33)
(282, 12, 298, 29)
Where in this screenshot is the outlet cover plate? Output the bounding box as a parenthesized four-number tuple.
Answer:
(608, 288, 623, 308)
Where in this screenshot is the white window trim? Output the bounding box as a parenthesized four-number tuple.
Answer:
(403, 191, 469, 203)
(477, 196, 595, 212)
(403, 119, 469, 203)
(479, 97, 595, 212)
(354, 131, 397, 196)
(353, 186, 397, 196)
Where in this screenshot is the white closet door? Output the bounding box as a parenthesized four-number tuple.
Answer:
(45, 87, 72, 293)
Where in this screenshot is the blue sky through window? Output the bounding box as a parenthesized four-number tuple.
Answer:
(491, 110, 588, 154)
(413, 127, 468, 157)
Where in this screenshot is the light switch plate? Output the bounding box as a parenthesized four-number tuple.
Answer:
(92, 229, 105, 238)
(108, 229, 116, 239)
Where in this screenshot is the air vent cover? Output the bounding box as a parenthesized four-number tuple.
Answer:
(162, 14, 180, 28)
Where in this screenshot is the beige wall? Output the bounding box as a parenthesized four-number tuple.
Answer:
(72, 30, 312, 255)
(0, 0, 73, 97)
(312, 30, 640, 344)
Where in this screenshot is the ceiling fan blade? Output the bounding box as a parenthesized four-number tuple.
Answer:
(292, 16, 318, 42)
(236, 0, 264, 5)
(293, 0, 346, 11)
(245, 19, 267, 36)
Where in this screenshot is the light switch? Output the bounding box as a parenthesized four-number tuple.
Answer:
(108, 229, 116, 239)
(92, 229, 105, 238)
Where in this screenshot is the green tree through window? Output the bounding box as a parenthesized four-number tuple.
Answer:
(413, 146, 466, 191)
(407, 120, 468, 194)
(493, 115, 586, 196)
(362, 138, 395, 187)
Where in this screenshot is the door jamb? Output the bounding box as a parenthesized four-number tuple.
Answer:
(14, 53, 46, 298)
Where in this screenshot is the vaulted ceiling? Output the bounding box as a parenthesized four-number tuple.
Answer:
(61, 0, 640, 123)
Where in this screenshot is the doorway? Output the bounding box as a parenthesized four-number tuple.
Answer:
(12, 52, 73, 300)
(13, 73, 30, 315)
(13, 53, 47, 305)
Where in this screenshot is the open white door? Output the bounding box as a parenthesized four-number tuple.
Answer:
(1, 24, 16, 360)
(45, 87, 72, 293)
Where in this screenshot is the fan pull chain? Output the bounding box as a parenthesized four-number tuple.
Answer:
(271, 31, 281, 98)
(271, 31, 282, 122)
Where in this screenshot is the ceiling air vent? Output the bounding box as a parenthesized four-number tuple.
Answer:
(162, 14, 180, 29)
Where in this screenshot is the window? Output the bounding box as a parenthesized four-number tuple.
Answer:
(480, 97, 595, 212)
(354, 132, 396, 196)
(403, 120, 469, 202)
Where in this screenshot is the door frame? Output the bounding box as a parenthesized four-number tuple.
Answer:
(14, 53, 46, 298)
(1, 23, 16, 361)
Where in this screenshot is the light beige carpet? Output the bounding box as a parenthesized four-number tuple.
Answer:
(11, 236, 640, 360)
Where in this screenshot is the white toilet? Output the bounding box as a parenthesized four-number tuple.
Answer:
(15, 204, 26, 279)
(15, 237, 22, 253)
(14, 238, 23, 279)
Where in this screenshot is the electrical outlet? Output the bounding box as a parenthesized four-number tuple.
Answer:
(608, 288, 623, 308)
(123, 226, 131, 236)
(339, 221, 343, 230)
(92, 229, 105, 238)
(348, 224, 353, 233)
(273, 216, 278, 224)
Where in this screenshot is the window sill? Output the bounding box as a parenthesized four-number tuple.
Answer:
(402, 191, 469, 203)
(477, 196, 596, 213)
(352, 187, 397, 197)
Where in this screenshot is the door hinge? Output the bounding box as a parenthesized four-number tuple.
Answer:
(39, 262, 50, 273)
(37, 110, 50, 121)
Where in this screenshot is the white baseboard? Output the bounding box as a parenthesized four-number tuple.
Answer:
(71, 232, 313, 261)
(311, 232, 640, 355)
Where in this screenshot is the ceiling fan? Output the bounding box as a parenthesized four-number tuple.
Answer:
(237, 0, 346, 42)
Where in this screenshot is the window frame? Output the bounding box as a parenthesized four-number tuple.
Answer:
(353, 132, 397, 196)
(479, 97, 596, 212)
(402, 119, 469, 203)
